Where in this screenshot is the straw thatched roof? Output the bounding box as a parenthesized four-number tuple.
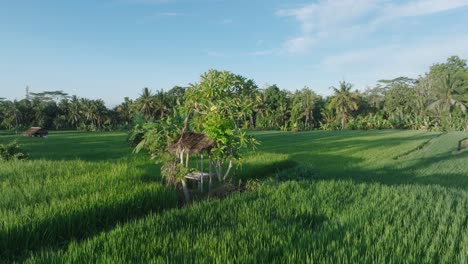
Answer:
(23, 127, 48, 137)
(168, 132, 214, 155)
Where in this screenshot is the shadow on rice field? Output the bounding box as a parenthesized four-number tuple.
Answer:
(2, 130, 468, 263)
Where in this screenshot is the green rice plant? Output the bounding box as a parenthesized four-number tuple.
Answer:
(1, 130, 467, 263)
(25, 180, 468, 263)
(0, 132, 177, 262)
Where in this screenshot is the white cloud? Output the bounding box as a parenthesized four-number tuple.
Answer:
(221, 19, 233, 24)
(277, 0, 378, 34)
(283, 36, 315, 54)
(277, 0, 468, 54)
(382, 0, 468, 18)
(159, 12, 181, 16)
(207, 51, 226, 57)
(321, 35, 468, 87)
(137, 12, 183, 23)
(249, 49, 279, 56)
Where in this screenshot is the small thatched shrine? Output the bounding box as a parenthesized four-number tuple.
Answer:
(23, 127, 48, 137)
(168, 132, 214, 156)
(168, 132, 215, 191)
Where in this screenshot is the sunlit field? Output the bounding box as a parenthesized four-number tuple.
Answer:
(1, 130, 467, 263)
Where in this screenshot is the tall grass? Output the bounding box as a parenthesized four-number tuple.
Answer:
(0, 132, 177, 262)
(27, 179, 468, 263)
(2, 130, 467, 262)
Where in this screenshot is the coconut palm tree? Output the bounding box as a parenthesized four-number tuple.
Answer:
(428, 73, 467, 121)
(115, 97, 134, 126)
(2, 101, 21, 133)
(253, 91, 271, 128)
(300, 87, 317, 129)
(136, 88, 156, 122)
(68, 95, 82, 129)
(154, 89, 169, 119)
(329, 81, 359, 130)
(80, 98, 97, 128)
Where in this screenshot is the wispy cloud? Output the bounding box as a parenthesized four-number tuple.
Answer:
(159, 12, 182, 16)
(221, 18, 233, 24)
(277, 0, 468, 54)
(206, 50, 226, 57)
(137, 12, 184, 23)
(277, 0, 378, 34)
(283, 36, 315, 54)
(249, 49, 279, 56)
(321, 35, 468, 87)
(382, 0, 468, 18)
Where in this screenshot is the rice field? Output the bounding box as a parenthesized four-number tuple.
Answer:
(1, 130, 468, 263)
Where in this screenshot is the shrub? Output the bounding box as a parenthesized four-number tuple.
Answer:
(0, 141, 29, 161)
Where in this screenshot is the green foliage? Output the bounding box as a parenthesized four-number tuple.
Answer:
(0, 132, 177, 262)
(383, 83, 416, 120)
(133, 113, 183, 163)
(1, 56, 468, 133)
(0, 140, 29, 161)
(161, 162, 189, 187)
(0, 130, 466, 262)
(185, 70, 259, 179)
(328, 81, 359, 129)
(346, 113, 392, 130)
(18, 130, 468, 263)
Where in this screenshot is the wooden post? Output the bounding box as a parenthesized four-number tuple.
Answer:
(185, 152, 189, 168)
(209, 155, 212, 191)
(201, 154, 204, 192)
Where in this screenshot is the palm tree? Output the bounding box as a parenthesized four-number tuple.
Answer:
(300, 87, 317, 129)
(136, 88, 156, 122)
(93, 99, 108, 129)
(2, 101, 21, 133)
(428, 73, 467, 121)
(329, 81, 359, 130)
(154, 89, 169, 119)
(68, 96, 82, 129)
(115, 97, 134, 126)
(253, 91, 271, 128)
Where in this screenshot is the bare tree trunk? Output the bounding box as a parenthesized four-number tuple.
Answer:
(185, 152, 189, 168)
(216, 160, 222, 181)
(222, 158, 233, 180)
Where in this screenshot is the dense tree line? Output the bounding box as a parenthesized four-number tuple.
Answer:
(1, 56, 467, 132)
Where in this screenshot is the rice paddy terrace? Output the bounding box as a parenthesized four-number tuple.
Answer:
(1, 130, 467, 263)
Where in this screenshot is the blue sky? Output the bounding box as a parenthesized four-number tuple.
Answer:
(1, 0, 468, 106)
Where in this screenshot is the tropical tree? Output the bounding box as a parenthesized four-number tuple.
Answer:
(329, 81, 359, 129)
(1, 101, 21, 133)
(68, 95, 82, 129)
(135, 87, 156, 122)
(253, 90, 271, 128)
(428, 73, 467, 121)
(154, 89, 169, 119)
(115, 97, 134, 127)
(185, 70, 259, 180)
(290, 88, 316, 131)
(133, 114, 189, 201)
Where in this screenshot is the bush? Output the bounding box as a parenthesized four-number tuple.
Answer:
(0, 141, 29, 161)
